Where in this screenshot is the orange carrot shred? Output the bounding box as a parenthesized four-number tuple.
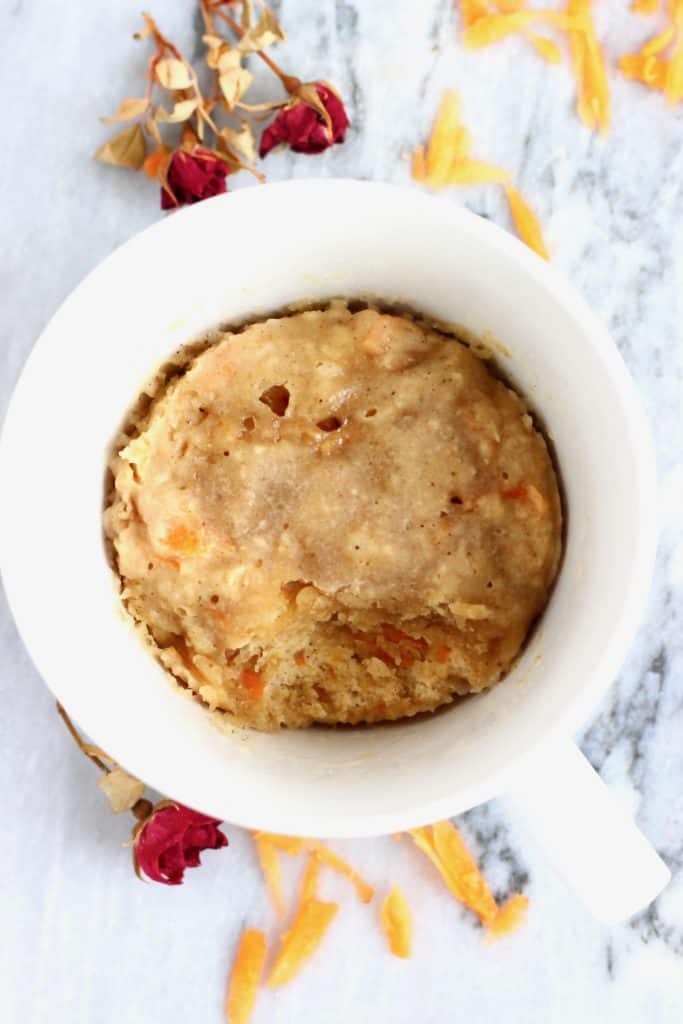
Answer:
(504, 185, 549, 260)
(255, 838, 286, 918)
(241, 669, 265, 700)
(431, 820, 499, 926)
(380, 886, 412, 959)
(252, 833, 306, 856)
(487, 893, 530, 939)
(267, 899, 339, 988)
(226, 929, 267, 1024)
(163, 523, 199, 554)
(310, 842, 375, 903)
(433, 644, 451, 663)
(299, 855, 321, 902)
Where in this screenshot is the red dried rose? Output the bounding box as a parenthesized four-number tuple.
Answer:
(161, 148, 230, 210)
(133, 801, 228, 884)
(259, 83, 349, 157)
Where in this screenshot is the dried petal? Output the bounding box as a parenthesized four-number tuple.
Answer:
(219, 67, 254, 110)
(567, 0, 610, 134)
(619, 53, 668, 88)
(95, 123, 147, 170)
(309, 842, 374, 902)
(523, 30, 563, 64)
(237, 9, 285, 52)
(252, 833, 306, 856)
(464, 11, 574, 49)
(226, 929, 267, 1024)
(156, 57, 194, 89)
(425, 89, 461, 185)
(133, 802, 228, 885)
(255, 838, 286, 917)
(100, 96, 149, 124)
(161, 148, 230, 210)
(299, 855, 321, 902)
(487, 893, 530, 939)
(460, 0, 490, 26)
(267, 899, 339, 988)
(505, 184, 549, 259)
(259, 83, 349, 157)
(380, 886, 412, 959)
(156, 98, 198, 123)
(220, 123, 256, 162)
(665, 5, 683, 104)
(431, 820, 499, 925)
(446, 159, 511, 185)
(641, 26, 675, 57)
(630, 0, 659, 11)
(97, 768, 145, 813)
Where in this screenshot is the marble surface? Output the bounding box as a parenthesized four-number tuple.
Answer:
(1, 1, 682, 1021)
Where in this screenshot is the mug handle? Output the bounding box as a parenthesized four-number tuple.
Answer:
(501, 740, 670, 923)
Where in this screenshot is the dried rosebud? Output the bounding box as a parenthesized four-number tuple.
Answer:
(161, 148, 231, 209)
(259, 83, 349, 157)
(133, 801, 228, 884)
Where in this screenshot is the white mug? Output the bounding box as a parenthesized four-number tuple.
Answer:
(0, 180, 669, 923)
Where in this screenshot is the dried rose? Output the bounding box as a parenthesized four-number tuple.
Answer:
(161, 147, 231, 209)
(133, 801, 228, 884)
(259, 83, 349, 157)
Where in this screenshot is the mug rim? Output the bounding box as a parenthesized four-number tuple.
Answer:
(0, 179, 658, 835)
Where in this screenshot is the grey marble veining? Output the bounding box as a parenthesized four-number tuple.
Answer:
(1, 1, 682, 1021)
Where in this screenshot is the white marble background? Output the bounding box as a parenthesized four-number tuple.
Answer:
(1, 1, 682, 1021)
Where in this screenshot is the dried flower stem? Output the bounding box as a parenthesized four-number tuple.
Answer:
(56, 702, 111, 773)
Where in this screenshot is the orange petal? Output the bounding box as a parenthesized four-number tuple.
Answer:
(226, 929, 267, 1024)
(299, 854, 321, 902)
(425, 90, 463, 186)
(487, 893, 530, 939)
(446, 159, 511, 185)
(255, 838, 286, 918)
(630, 0, 659, 12)
(619, 53, 668, 88)
(665, 8, 683, 105)
(641, 25, 675, 57)
(267, 899, 339, 988)
(567, 0, 610, 134)
(461, 0, 491, 27)
(464, 11, 574, 49)
(310, 842, 375, 903)
(504, 185, 549, 260)
(411, 144, 428, 182)
(252, 833, 306, 856)
(431, 820, 499, 925)
(380, 885, 412, 958)
(523, 30, 563, 63)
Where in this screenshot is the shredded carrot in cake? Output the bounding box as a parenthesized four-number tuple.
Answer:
(225, 929, 267, 1024)
(254, 838, 286, 918)
(240, 668, 265, 700)
(380, 886, 413, 958)
(163, 523, 200, 554)
(487, 893, 530, 939)
(504, 186, 549, 260)
(309, 842, 375, 903)
(267, 898, 339, 988)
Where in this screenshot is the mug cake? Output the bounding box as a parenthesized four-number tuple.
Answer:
(105, 301, 561, 730)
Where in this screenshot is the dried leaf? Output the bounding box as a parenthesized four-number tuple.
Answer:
(220, 123, 256, 162)
(97, 768, 145, 813)
(226, 929, 266, 1024)
(156, 57, 194, 90)
(237, 9, 286, 52)
(255, 838, 286, 917)
(380, 886, 412, 958)
(100, 96, 149, 124)
(267, 899, 339, 988)
(156, 98, 199, 123)
(219, 67, 254, 109)
(95, 123, 147, 170)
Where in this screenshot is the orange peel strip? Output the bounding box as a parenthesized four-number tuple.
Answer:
(523, 30, 563, 63)
(487, 893, 530, 939)
(267, 899, 339, 988)
(299, 854, 321, 902)
(225, 929, 267, 1024)
(254, 838, 286, 918)
(504, 185, 549, 260)
(464, 11, 575, 49)
(310, 842, 375, 903)
(431, 820, 499, 925)
(252, 833, 306, 856)
(380, 885, 412, 958)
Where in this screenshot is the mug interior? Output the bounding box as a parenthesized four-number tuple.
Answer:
(0, 181, 656, 835)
